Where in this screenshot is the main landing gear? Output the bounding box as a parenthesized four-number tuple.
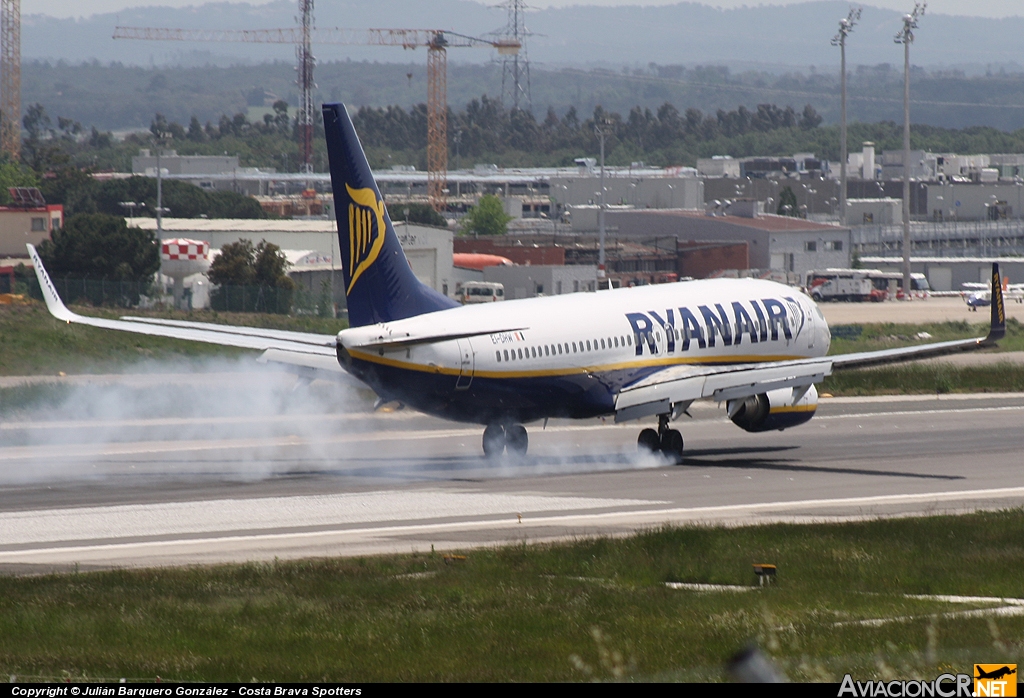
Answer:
(483, 423, 528, 457)
(638, 413, 684, 464)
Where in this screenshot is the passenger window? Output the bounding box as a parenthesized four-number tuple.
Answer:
(558, 344, 563, 354)
(627, 335, 632, 346)
(572, 342, 577, 353)
(586, 340, 591, 351)
(518, 348, 523, 360)
(496, 351, 501, 362)
(600, 338, 605, 350)
(531, 347, 537, 359)
(504, 349, 509, 361)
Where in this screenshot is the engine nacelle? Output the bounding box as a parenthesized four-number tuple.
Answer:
(727, 384, 818, 433)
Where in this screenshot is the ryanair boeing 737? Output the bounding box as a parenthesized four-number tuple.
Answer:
(27, 103, 1007, 461)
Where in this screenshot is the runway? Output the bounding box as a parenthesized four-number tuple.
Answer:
(1, 372, 1023, 572)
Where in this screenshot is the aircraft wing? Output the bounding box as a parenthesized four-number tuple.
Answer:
(615, 356, 833, 421)
(26, 244, 349, 381)
(615, 263, 1006, 421)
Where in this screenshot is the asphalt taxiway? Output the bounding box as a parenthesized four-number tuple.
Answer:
(1, 375, 1022, 573)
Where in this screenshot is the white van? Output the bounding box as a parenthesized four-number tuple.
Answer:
(458, 281, 505, 304)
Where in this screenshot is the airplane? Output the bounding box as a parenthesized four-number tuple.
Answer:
(24, 103, 1008, 462)
(963, 279, 1024, 310)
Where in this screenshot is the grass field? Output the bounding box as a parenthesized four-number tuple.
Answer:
(1, 511, 1022, 682)
(828, 319, 1024, 354)
(822, 362, 1024, 395)
(0, 301, 346, 377)
(822, 319, 1024, 395)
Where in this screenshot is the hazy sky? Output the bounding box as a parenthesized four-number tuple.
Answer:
(28, 0, 1024, 20)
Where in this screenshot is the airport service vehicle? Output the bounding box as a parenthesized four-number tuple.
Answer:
(805, 269, 874, 302)
(864, 270, 931, 301)
(458, 281, 505, 304)
(27, 103, 1007, 461)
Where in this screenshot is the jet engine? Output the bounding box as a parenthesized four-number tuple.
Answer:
(727, 384, 818, 433)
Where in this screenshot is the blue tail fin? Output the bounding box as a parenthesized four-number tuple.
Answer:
(322, 103, 458, 327)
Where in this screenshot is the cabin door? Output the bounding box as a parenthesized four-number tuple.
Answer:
(455, 339, 475, 390)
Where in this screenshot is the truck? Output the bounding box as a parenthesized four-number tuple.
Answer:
(804, 269, 874, 302)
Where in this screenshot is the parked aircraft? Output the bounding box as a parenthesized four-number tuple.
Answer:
(26, 103, 1007, 461)
(963, 278, 1023, 309)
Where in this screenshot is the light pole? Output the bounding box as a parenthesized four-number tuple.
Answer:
(595, 118, 612, 284)
(895, 2, 925, 298)
(156, 147, 163, 236)
(832, 7, 861, 227)
(119, 201, 142, 224)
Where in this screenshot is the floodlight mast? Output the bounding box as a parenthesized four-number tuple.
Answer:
(832, 7, 861, 227)
(895, 2, 925, 299)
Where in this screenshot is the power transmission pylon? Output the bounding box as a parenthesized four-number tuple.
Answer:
(1, 0, 20, 160)
(114, 25, 518, 212)
(495, 0, 531, 112)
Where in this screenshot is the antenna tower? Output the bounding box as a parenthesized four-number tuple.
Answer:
(496, 0, 531, 111)
(1, 0, 20, 160)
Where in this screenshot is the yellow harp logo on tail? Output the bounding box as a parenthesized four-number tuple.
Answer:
(345, 183, 388, 294)
(994, 270, 1006, 325)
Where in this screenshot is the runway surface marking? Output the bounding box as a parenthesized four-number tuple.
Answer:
(2, 486, 1023, 564)
(0, 491, 665, 546)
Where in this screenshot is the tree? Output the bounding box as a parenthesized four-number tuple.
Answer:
(207, 238, 296, 314)
(799, 104, 823, 130)
(777, 186, 799, 217)
(37, 213, 159, 282)
(460, 195, 512, 236)
(0, 162, 39, 205)
(396, 202, 447, 228)
(207, 238, 257, 287)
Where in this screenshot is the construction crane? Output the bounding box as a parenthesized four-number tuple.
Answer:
(1, 0, 20, 160)
(114, 20, 519, 211)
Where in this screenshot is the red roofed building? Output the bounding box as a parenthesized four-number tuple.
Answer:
(0, 188, 63, 258)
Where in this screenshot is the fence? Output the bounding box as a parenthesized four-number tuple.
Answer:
(209, 284, 293, 314)
(21, 275, 151, 308)
(20, 275, 297, 315)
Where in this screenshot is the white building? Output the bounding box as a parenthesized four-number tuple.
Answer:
(130, 218, 456, 308)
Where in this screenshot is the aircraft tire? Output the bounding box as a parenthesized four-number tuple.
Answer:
(506, 424, 528, 455)
(483, 423, 506, 457)
(661, 429, 684, 464)
(638, 428, 660, 454)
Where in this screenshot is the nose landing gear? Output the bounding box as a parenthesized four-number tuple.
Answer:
(482, 423, 529, 457)
(637, 413, 684, 464)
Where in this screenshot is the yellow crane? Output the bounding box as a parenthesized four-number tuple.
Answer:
(1, 0, 20, 160)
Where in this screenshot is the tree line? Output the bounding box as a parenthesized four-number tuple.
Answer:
(351, 98, 824, 163)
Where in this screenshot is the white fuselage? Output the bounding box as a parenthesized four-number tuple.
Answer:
(337, 277, 831, 424)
